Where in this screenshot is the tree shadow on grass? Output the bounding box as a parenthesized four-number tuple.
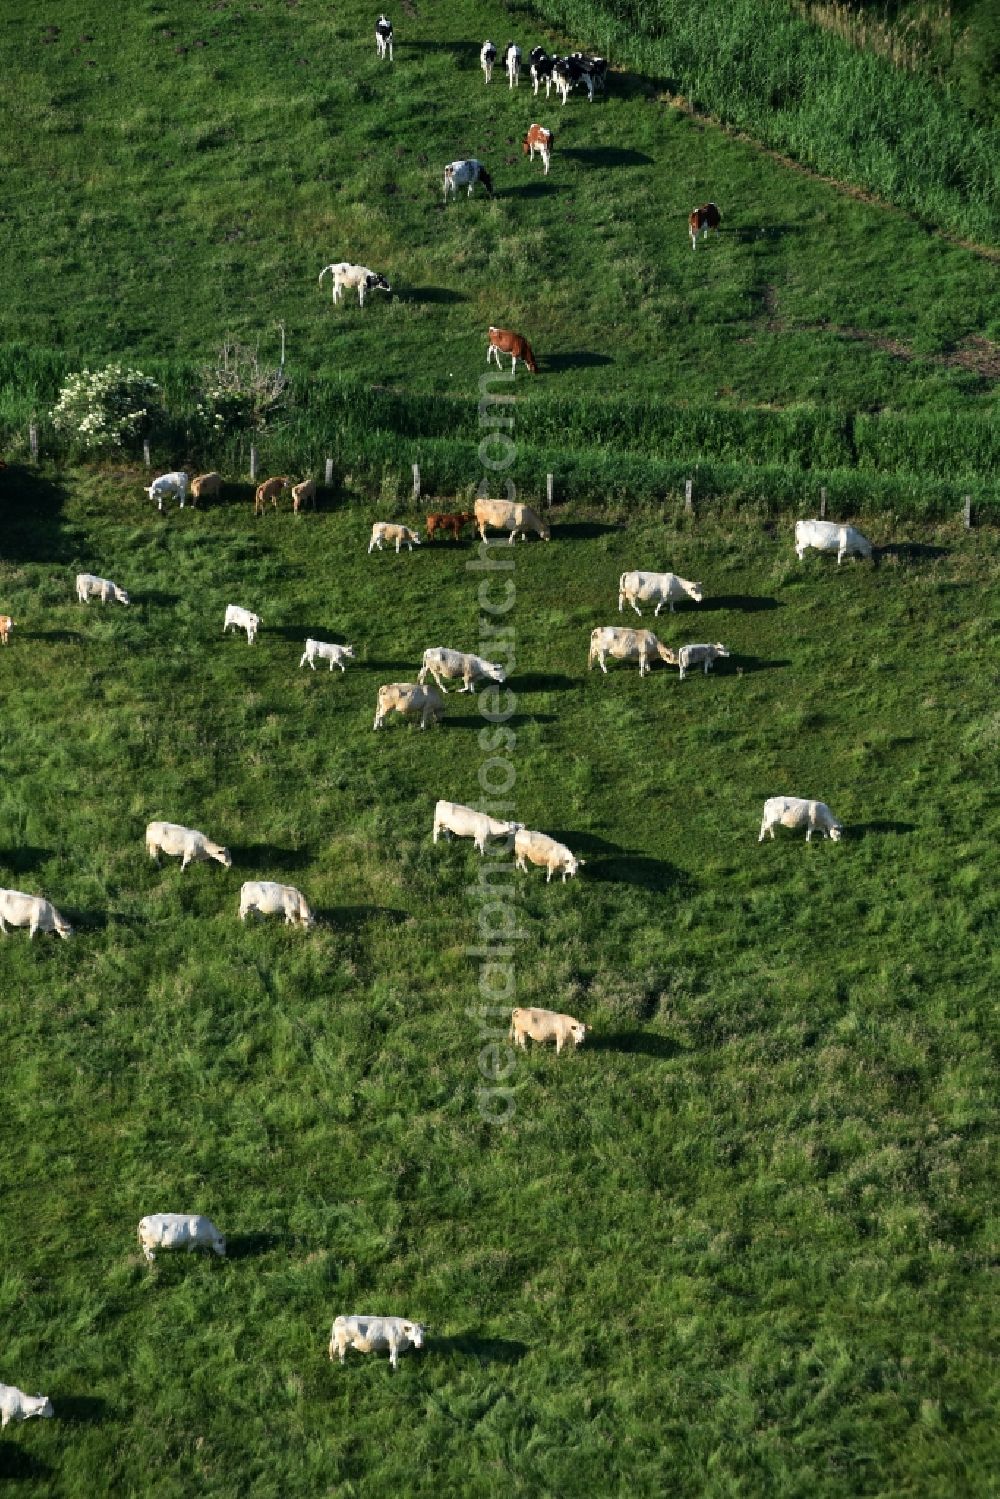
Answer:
(845, 820, 916, 840)
(0, 1443, 54, 1483)
(229, 843, 311, 872)
(432, 1333, 528, 1365)
(226, 1231, 289, 1260)
(544, 351, 614, 373)
(54, 1394, 109, 1424)
(700, 593, 782, 613)
(588, 1032, 682, 1060)
(561, 145, 653, 168)
(0, 466, 72, 565)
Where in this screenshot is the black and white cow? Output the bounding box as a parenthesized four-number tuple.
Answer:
(481, 40, 497, 84)
(529, 46, 555, 96)
(443, 159, 494, 200)
(375, 14, 393, 60)
(553, 52, 607, 103)
(502, 40, 521, 87)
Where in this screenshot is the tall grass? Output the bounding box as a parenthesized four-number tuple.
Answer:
(535, 0, 1000, 242)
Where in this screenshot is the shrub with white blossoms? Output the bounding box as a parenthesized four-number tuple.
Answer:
(50, 365, 161, 451)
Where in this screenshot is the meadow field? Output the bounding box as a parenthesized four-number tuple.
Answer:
(1, 474, 997, 1495)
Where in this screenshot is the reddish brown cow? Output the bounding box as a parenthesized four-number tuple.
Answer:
(487, 326, 538, 376)
(688, 202, 721, 250)
(426, 510, 475, 542)
(522, 123, 553, 174)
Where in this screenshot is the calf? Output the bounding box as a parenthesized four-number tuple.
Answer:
(514, 829, 584, 882)
(443, 159, 494, 200)
(689, 202, 721, 249)
(794, 518, 873, 565)
(510, 1007, 587, 1054)
(504, 40, 521, 87)
(239, 880, 315, 927)
(475, 497, 549, 543)
(425, 510, 474, 542)
(0, 615, 13, 645)
(480, 39, 497, 83)
(330, 1315, 425, 1372)
(0, 1385, 55, 1429)
(145, 471, 189, 511)
(487, 325, 538, 376)
(0, 888, 72, 940)
(373, 681, 444, 731)
(145, 821, 232, 871)
(292, 477, 317, 513)
(369, 521, 420, 553)
(319, 262, 392, 307)
(759, 796, 844, 843)
(254, 476, 292, 515)
(676, 642, 730, 680)
(588, 626, 676, 677)
(375, 13, 393, 60)
(189, 471, 222, 506)
(523, 123, 553, 174)
(419, 646, 505, 693)
(300, 639, 355, 672)
(137, 1213, 226, 1263)
(223, 604, 261, 644)
(433, 800, 522, 855)
(76, 573, 129, 606)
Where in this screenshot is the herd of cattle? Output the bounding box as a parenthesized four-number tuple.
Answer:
(0, 17, 878, 1417)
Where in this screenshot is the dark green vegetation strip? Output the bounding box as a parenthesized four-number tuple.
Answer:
(0, 474, 997, 1495)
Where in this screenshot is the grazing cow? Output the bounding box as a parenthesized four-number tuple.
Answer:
(300, 639, 355, 672)
(529, 46, 555, 95)
(676, 642, 730, 680)
(503, 40, 521, 87)
(419, 646, 505, 693)
(137, 1213, 227, 1263)
(443, 160, 494, 200)
(0, 888, 72, 940)
(330, 1316, 425, 1372)
(522, 123, 553, 174)
(254, 476, 291, 515)
(514, 829, 584, 882)
(618, 570, 703, 617)
(759, 796, 844, 843)
(425, 510, 474, 542)
(318, 262, 393, 307)
(688, 202, 721, 250)
(0, 1385, 55, 1429)
(794, 518, 873, 565)
(369, 521, 420, 553)
(145, 821, 232, 871)
(223, 604, 261, 644)
(189, 471, 222, 506)
(239, 880, 315, 927)
(487, 326, 538, 376)
(291, 477, 317, 513)
(480, 39, 497, 83)
(553, 53, 606, 103)
(76, 573, 129, 606)
(145, 471, 189, 511)
(475, 497, 549, 543)
(0, 615, 13, 645)
(375, 13, 393, 60)
(433, 800, 523, 855)
(510, 1006, 587, 1054)
(588, 627, 676, 677)
(373, 682, 444, 731)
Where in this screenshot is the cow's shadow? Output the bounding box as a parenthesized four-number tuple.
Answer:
(561, 146, 653, 169)
(544, 351, 614, 372)
(19, 629, 84, 643)
(0, 845, 54, 874)
(0, 1443, 54, 1482)
(700, 594, 781, 613)
(52, 1394, 109, 1425)
(726, 655, 790, 675)
(395, 286, 468, 305)
(730, 225, 805, 243)
(588, 1032, 682, 1060)
(142, 590, 181, 608)
(542, 830, 687, 893)
(432, 1333, 528, 1365)
(319, 905, 411, 931)
(271, 625, 349, 645)
(229, 843, 312, 871)
(877, 542, 949, 564)
(362, 658, 421, 673)
(845, 820, 916, 840)
(226, 1231, 289, 1260)
(500, 181, 559, 199)
(555, 520, 622, 540)
(515, 672, 580, 694)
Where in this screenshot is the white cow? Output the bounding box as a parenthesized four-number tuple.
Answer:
(794, 519, 873, 565)
(759, 797, 843, 843)
(318, 262, 392, 306)
(239, 881, 315, 927)
(677, 642, 730, 680)
(137, 1213, 227, 1263)
(299, 639, 355, 672)
(618, 571, 703, 616)
(0, 1385, 55, 1428)
(76, 572, 129, 606)
(514, 829, 584, 882)
(369, 522, 420, 553)
(145, 821, 232, 871)
(419, 647, 505, 693)
(510, 1006, 587, 1054)
(329, 1315, 425, 1371)
(145, 471, 189, 512)
(433, 800, 522, 854)
(223, 605, 261, 644)
(474, 497, 549, 543)
(588, 627, 676, 677)
(480, 39, 497, 83)
(443, 159, 494, 200)
(373, 682, 444, 730)
(0, 888, 72, 940)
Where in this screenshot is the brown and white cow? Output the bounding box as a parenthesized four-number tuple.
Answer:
(522, 123, 553, 174)
(689, 202, 721, 250)
(487, 326, 538, 376)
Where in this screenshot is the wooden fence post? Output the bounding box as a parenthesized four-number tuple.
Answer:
(249, 446, 258, 482)
(546, 473, 554, 509)
(28, 423, 38, 462)
(684, 479, 694, 516)
(325, 457, 334, 487)
(412, 463, 420, 501)
(963, 495, 972, 529)
(820, 486, 827, 520)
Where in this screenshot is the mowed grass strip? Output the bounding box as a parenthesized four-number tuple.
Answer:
(0, 472, 996, 1495)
